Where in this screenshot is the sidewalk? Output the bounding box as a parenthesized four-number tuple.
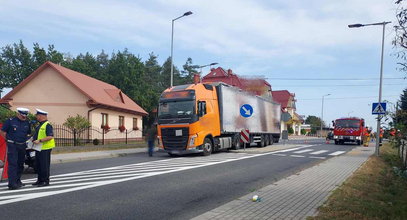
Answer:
(51, 148, 146, 164)
(193, 145, 375, 220)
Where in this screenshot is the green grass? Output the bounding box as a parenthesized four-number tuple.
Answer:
(309, 143, 407, 220)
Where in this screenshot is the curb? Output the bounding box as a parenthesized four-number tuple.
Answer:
(51, 151, 145, 164)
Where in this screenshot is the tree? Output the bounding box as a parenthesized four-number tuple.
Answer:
(0, 40, 34, 88)
(394, 0, 407, 73)
(0, 58, 8, 96)
(305, 115, 324, 134)
(181, 57, 199, 84)
(63, 114, 91, 131)
(393, 88, 407, 138)
(400, 88, 407, 110)
(63, 115, 91, 146)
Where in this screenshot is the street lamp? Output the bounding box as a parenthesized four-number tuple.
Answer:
(170, 11, 193, 87)
(321, 93, 331, 137)
(348, 21, 391, 156)
(198, 62, 218, 73)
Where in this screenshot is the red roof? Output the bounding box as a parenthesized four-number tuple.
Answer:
(271, 90, 295, 109)
(202, 67, 271, 96)
(0, 61, 148, 116)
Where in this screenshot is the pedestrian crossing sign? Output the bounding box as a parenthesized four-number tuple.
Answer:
(372, 102, 386, 115)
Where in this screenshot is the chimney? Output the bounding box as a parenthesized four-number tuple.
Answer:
(227, 69, 232, 75)
(193, 73, 201, 84)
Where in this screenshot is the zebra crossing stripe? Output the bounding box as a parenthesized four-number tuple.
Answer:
(293, 149, 313, 154)
(310, 150, 328, 155)
(329, 151, 346, 156)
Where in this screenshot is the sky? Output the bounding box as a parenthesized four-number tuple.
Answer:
(0, 0, 406, 129)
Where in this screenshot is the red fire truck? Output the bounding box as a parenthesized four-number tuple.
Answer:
(333, 117, 365, 145)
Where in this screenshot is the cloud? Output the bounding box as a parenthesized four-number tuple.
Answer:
(0, 0, 398, 65)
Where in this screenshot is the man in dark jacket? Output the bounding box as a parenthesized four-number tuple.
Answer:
(147, 123, 157, 157)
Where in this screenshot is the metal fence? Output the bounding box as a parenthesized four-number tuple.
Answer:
(53, 124, 144, 146)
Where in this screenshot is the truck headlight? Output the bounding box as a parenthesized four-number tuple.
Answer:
(356, 136, 361, 140)
(334, 136, 338, 139)
(189, 134, 197, 147)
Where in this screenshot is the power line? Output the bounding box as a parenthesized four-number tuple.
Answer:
(267, 77, 405, 81)
(299, 95, 399, 101)
(273, 83, 406, 87)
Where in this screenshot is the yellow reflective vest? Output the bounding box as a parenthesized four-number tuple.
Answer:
(37, 121, 55, 150)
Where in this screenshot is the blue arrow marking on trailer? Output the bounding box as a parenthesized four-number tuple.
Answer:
(240, 104, 253, 118)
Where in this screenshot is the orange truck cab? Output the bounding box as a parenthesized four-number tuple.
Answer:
(333, 117, 365, 145)
(157, 83, 281, 156)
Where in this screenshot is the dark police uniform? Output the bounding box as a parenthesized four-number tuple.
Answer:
(1, 115, 31, 189)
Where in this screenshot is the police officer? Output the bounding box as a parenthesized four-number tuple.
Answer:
(0, 107, 31, 190)
(32, 109, 55, 187)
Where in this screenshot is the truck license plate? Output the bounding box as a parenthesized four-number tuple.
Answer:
(175, 130, 182, 136)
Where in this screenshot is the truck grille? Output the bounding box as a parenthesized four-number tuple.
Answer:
(161, 127, 189, 151)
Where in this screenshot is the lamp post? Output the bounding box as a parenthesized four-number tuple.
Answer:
(321, 94, 331, 137)
(170, 11, 193, 88)
(348, 21, 391, 156)
(198, 62, 218, 74)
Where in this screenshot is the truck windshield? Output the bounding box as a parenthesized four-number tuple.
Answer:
(158, 100, 197, 124)
(335, 120, 360, 128)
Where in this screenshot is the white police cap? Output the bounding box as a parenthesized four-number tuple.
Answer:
(16, 107, 29, 115)
(35, 108, 48, 115)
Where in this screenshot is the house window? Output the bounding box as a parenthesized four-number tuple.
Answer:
(133, 118, 138, 130)
(101, 113, 109, 126)
(119, 116, 125, 127)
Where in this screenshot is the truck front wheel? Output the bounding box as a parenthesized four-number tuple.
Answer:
(202, 138, 213, 156)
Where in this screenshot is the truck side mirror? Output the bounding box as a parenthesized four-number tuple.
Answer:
(198, 101, 207, 117)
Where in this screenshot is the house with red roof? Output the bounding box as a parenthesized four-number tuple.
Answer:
(201, 67, 273, 99)
(0, 61, 147, 142)
(271, 90, 303, 135)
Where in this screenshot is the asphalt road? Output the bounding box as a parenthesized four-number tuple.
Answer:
(0, 139, 357, 220)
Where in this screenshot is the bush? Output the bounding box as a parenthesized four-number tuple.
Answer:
(0, 106, 36, 124)
(93, 138, 100, 145)
(63, 114, 91, 131)
(301, 129, 307, 135)
(288, 127, 294, 134)
(0, 106, 15, 123)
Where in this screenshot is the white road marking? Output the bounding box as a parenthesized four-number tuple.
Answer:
(309, 156, 326, 159)
(0, 144, 322, 205)
(293, 149, 314, 154)
(290, 155, 305, 158)
(329, 151, 346, 156)
(273, 154, 287, 157)
(310, 150, 329, 155)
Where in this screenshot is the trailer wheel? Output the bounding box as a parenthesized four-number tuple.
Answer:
(269, 136, 274, 145)
(232, 135, 241, 150)
(257, 135, 265, 148)
(265, 135, 270, 146)
(202, 138, 213, 156)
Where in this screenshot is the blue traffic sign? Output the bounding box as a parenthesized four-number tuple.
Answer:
(372, 102, 386, 115)
(240, 104, 253, 118)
